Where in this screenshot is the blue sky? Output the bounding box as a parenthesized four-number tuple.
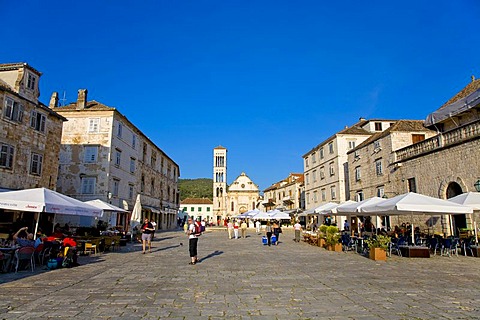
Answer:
(2, 1, 479, 190)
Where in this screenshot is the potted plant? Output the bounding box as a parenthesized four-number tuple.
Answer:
(365, 235, 391, 261)
(325, 226, 342, 252)
(318, 224, 328, 247)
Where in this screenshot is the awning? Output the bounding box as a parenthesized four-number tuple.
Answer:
(143, 205, 161, 214)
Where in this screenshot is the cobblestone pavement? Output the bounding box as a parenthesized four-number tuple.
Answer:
(0, 228, 479, 319)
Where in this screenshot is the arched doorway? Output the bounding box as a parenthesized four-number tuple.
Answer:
(446, 182, 466, 231)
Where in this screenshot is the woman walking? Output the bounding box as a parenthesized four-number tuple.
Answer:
(273, 221, 281, 245)
(265, 221, 273, 246)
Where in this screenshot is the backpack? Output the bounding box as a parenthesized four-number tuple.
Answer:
(193, 222, 202, 236)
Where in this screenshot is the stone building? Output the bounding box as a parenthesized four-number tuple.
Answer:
(53, 90, 180, 230)
(180, 198, 213, 222)
(262, 173, 304, 212)
(212, 146, 260, 222)
(0, 62, 65, 191)
(346, 120, 437, 230)
(388, 77, 480, 235)
(226, 172, 260, 217)
(302, 119, 394, 211)
(347, 120, 436, 201)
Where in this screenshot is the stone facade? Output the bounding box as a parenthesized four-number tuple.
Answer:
(387, 79, 480, 236)
(0, 63, 65, 191)
(262, 173, 304, 212)
(347, 120, 437, 201)
(226, 172, 260, 216)
(53, 90, 180, 230)
(303, 119, 394, 210)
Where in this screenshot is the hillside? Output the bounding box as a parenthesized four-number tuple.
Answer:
(178, 178, 213, 201)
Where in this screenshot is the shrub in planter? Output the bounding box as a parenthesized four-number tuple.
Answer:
(325, 226, 340, 251)
(365, 235, 391, 261)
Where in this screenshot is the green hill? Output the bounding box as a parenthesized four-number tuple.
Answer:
(178, 178, 213, 201)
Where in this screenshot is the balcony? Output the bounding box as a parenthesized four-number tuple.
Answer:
(394, 119, 480, 162)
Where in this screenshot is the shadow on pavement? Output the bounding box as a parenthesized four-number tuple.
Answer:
(153, 244, 182, 252)
(199, 250, 223, 263)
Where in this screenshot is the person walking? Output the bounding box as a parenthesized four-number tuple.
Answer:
(294, 221, 302, 242)
(272, 221, 281, 245)
(186, 217, 199, 265)
(233, 220, 240, 239)
(265, 221, 273, 246)
(240, 220, 248, 238)
(255, 220, 261, 234)
(140, 218, 154, 254)
(227, 220, 233, 239)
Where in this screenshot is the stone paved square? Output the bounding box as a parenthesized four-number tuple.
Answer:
(1, 229, 479, 319)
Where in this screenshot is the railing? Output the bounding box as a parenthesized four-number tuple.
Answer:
(395, 120, 480, 162)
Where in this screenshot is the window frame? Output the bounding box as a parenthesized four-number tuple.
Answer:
(84, 145, 98, 163)
(30, 152, 43, 175)
(88, 118, 100, 133)
(0, 143, 14, 169)
(81, 177, 96, 195)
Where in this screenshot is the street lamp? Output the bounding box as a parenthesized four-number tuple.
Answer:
(474, 179, 480, 192)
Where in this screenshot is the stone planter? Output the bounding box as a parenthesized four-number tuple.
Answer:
(369, 248, 387, 261)
(327, 243, 342, 252)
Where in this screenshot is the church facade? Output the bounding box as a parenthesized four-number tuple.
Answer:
(212, 146, 260, 222)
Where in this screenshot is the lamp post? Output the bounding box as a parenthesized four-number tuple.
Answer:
(474, 179, 480, 192)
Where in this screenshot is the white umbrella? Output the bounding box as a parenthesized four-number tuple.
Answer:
(0, 187, 103, 239)
(271, 211, 291, 220)
(85, 199, 128, 229)
(251, 211, 274, 220)
(360, 192, 473, 244)
(314, 202, 340, 215)
(327, 200, 357, 214)
(130, 194, 142, 236)
(336, 197, 386, 214)
(84, 199, 128, 213)
(448, 192, 480, 244)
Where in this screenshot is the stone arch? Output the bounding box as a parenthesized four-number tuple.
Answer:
(438, 177, 468, 235)
(438, 177, 467, 199)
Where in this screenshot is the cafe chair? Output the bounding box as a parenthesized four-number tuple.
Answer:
(34, 244, 45, 265)
(84, 242, 97, 255)
(428, 237, 440, 256)
(13, 246, 35, 273)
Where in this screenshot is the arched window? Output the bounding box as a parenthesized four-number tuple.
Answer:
(252, 202, 255, 210)
(216, 187, 219, 197)
(231, 201, 234, 211)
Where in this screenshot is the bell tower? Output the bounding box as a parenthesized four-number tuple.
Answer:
(213, 146, 227, 222)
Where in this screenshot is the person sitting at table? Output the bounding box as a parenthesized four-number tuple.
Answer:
(13, 227, 35, 247)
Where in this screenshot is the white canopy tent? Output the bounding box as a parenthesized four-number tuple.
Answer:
(0, 187, 103, 238)
(448, 192, 480, 244)
(359, 192, 473, 244)
(324, 200, 357, 214)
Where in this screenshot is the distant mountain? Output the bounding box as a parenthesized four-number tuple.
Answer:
(178, 178, 213, 201)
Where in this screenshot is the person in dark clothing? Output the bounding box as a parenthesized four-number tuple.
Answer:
(140, 218, 154, 254)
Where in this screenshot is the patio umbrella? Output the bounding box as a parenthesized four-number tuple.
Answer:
(85, 199, 128, 228)
(334, 197, 387, 234)
(0, 187, 103, 238)
(130, 194, 142, 237)
(314, 202, 340, 215)
(448, 192, 480, 244)
(359, 192, 473, 244)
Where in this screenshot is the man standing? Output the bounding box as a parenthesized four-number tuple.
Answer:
(140, 218, 154, 254)
(294, 221, 303, 242)
(255, 220, 261, 234)
(240, 220, 247, 238)
(227, 220, 233, 239)
(186, 217, 199, 265)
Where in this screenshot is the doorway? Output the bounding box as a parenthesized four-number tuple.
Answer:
(446, 182, 466, 232)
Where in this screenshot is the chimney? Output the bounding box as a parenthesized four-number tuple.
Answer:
(359, 117, 366, 122)
(49, 92, 58, 108)
(76, 89, 88, 110)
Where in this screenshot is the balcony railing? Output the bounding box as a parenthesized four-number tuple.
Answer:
(395, 120, 480, 162)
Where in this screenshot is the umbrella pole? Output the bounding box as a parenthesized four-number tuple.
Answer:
(33, 211, 40, 240)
